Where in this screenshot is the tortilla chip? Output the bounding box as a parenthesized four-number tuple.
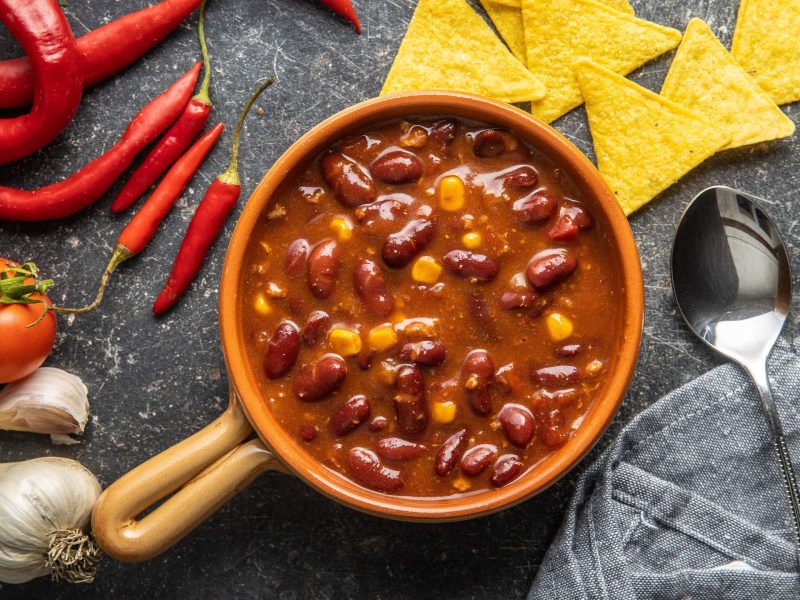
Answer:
(662, 18, 794, 150)
(479, 0, 635, 67)
(381, 0, 546, 103)
(484, 0, 634, 14)
(479, 0, 527, 65)
(574, 59, 730, 216)
(522, 0, 681, 123)
(732, 0, 800, 105)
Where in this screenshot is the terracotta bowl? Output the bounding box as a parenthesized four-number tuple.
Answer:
(92, 91, 644, 563)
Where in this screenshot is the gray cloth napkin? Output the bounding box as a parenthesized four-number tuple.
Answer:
(529, 337, 800, 599)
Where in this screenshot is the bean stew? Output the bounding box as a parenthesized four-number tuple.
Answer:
(241, 117, 622, 498)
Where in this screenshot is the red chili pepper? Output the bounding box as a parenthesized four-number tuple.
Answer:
(0, 0, 201, 109)
(153, 78, 276, 316)
(321, 0, 361, 33)
(0, 0, 83, 164)
(0, 62, 201, 222)
(111, 0, 213, 213)
(51, 123, 225, 315)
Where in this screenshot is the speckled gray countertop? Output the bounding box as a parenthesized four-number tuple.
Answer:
(0, 1, 798, 598)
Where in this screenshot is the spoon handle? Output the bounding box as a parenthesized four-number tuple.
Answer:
(775, 435, 800, 565)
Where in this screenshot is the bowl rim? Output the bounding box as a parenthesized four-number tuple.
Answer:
(219, 91, 644, 520)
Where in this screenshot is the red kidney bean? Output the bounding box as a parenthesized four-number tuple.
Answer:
(293, 355, 347, 401)
(530, 364, 581, 387)
(443, 250, 500, 282)
(356, 193, 412, 227)
(307, 239, 341, 299)
(467, 292, 497, 340)
(494, 362, 523, 396)
(502, 166, 538, 190)
(329, 395, 371, 436)
(512, 193, 557, 225)
(497, 403, 536, 447)
(556, 343, 583, 357)
(369, 416, 388, 432)
(490, 455, 524, 487)
(435, 427, 469, 477)
(264, 321, 301, 380)
(358, 349, 373, 371)
(547, 205, 593, 241)
(525, 248, 577, 290)
(320, 151, 376, 208)
(393, 364, 429, 434)
(285, 238, 310, 277)
(353, 258, 395, 317)
(534, 402, 570, 448)
(376, 437, 427, 461)
(301, 311, 331, 346)
(473, 129, 507, 157)
(382, 219, 437, 268)
(460, 444, 498, 477)
(299, 424, 318, 442)
(429, 119, 457, 149)
(398, 340, 447, 366)
(499, 289, 537, 310)
(347, 447, 404, 492)
(370, 150, 423, 184)
(462, 350, 494, 416)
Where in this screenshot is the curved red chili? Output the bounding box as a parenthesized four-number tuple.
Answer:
(153, 78, 276, 315)
(321, 0, 361, 33)
(0, 62, 201, 222)
(111, 0, 213, 213)
(0, 0, 83, 164)
(0, 0, 201, 109)
(52, 123, 225, 316)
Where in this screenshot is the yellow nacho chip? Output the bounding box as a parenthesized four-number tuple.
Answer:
(479, 0, 527, 65)
(522, 0, 681, 123)
(484, 0, 634, 14)
(479, 0, 635, 67)
(662, 18, 794, 150)
(732, 0, 800, 105)
(574, 59, 730, 216)
(380, 0, 546, 103)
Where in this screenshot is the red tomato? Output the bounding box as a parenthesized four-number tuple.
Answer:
(0, 258, 57, 383)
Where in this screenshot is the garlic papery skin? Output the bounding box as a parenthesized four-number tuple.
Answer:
(0, 368, 89, 444)
(0, 457, 102, 584)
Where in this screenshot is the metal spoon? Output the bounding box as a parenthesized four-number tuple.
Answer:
(671, 185, 799, 560)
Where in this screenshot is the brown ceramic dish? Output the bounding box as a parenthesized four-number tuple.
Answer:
(92, 91, 644, 563)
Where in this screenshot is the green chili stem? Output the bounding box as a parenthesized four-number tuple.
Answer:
(50, 248, 131, 315)
(218, 77, 276, 185)
(193, 0, 212, 105)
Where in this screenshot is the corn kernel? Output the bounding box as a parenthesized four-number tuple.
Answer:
(462, 231, 481, 249)
(253, 294, 271, 315)
(545, 312, 573, 341)
(452, 477, 471, 492)
(412, 256, 442, 284)
(328, 328, 362, 356)
(368, 324, 398, 352)
(329, 216, 353, 242)
(431, 400, 457, 424)
(438, 175, 465, 211)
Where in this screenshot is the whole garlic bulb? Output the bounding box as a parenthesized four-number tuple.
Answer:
(0, 457, 102, 584)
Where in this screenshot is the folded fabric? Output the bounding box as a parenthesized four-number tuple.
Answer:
(530, 337, 800, 599)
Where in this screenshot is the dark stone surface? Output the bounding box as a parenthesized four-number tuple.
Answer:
(0, 0, 798, 598)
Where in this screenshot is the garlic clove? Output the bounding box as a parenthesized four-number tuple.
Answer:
(0, 367, 89, 444)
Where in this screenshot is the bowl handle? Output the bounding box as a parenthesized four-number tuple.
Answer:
(91, 388, 287, 562)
